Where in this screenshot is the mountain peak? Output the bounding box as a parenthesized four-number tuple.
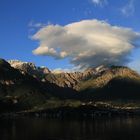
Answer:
(8, 60, 36, 69)
(8, 60, 50, 80)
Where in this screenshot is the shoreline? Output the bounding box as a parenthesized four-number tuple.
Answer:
(1, 105, 140, 119)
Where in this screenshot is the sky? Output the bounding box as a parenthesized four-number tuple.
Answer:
(0, 0, 140, 72)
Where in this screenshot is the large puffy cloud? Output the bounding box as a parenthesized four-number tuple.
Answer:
(32, 19, 140, 68)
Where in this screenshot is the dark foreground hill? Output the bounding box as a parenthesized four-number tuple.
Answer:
(1, 58, 140, 114)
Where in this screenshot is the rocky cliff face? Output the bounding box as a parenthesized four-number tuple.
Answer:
(45, 66, 109, 88)
(9, 60, 50, 80)
(8, 60, 140, 91)
(7, 59, 140, 94)
(76, 66, 140, 91)
(8, 60, 109, 88)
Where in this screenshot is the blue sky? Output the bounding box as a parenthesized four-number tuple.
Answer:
(0, 0, 140, 71)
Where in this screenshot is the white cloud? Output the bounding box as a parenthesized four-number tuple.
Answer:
(121, 0, 135, 17)
(91, 0, 108, 7)
(33, 45, 58, 57)
(28, 20, 51, 28)
(52, 68, 72, 73)
(28, 21, 44, 28)
(32, 19, 140, 69)
(52, 65, 82, 73)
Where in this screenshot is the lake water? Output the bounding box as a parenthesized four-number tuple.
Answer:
(0, 117, 140, 140)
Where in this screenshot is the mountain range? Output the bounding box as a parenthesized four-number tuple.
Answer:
(1, 58, 140, 113)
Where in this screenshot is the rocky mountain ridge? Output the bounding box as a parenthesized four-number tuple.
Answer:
(8, 60, 109, 88)
(3, 59, 140, 95)
(8, 60, 140, 90)
(9, 60, 50, 80)
(76, 66, 140, 91)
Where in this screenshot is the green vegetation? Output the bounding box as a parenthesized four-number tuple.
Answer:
(30, 99, 82, 112)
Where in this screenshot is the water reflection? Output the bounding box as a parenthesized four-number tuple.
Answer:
(0, 117, 140, 140)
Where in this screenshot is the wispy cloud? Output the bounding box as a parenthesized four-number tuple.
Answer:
(31, 19, 140, 69)
(91, 0, 108, 7)
(28, 20, 51, 28)
(52, 66, 81, 73)
(121, 0, 135, 17)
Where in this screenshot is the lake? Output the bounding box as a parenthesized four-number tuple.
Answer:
(0, 117, 140, 140)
